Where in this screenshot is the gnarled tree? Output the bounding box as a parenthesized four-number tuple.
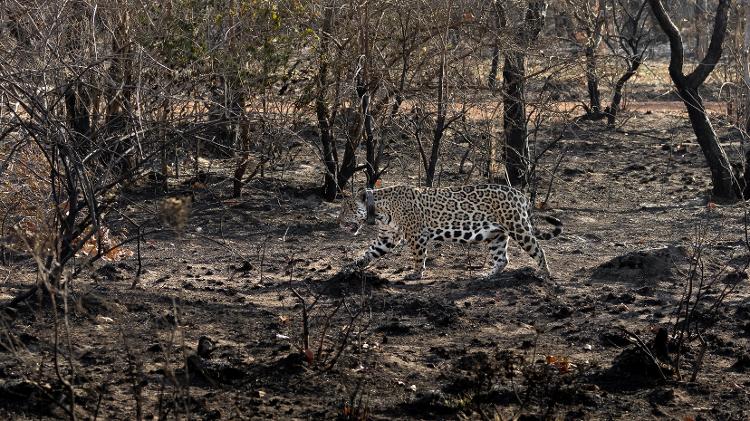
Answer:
(648, 0, 740, 200)
(601, 0, 652, 126)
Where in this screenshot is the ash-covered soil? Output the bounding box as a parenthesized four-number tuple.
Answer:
(2, 109, 750, 420)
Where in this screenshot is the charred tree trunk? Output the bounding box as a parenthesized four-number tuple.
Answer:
(585, 43, 602, 114)
(391, 11, 413, 117)
(488, 0, 505, 89)
(573, 0, 606, 120)
(316, 4, 338, 201)
(694, 0, 708, 59)
(648, 0, 739, 200)
(65, 81, 91, 150)
(104, 11, 134, 173)
(347, 3, 377, 189)
(681, 87, 736, 199)
(104, 10, 133, 136)
(232, 118, 258, 198)
(488, 46, 501, 90)
(337, 103, 362, 191)
(391, 52, 409, 117)
(501, 1, 546, 190)
(605, 59, 642, 126)
(593, 0, 650, 126)
(363, 90, 380, 187)
(503, 52, 529, 188)
(425, 48, 447, 188)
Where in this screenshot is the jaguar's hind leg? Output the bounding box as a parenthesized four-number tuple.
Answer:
(511, 225, 550, 278)
(487, 233, 509, 276)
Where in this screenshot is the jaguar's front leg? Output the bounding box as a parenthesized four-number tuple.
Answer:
(404, 235, 428, 280)
(348, 234, 397, 271)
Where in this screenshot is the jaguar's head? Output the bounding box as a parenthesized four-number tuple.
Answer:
(338, 189, 371, 235)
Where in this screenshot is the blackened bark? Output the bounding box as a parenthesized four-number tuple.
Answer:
(648, 0, 738, 200)
(359, 0, 386, 189)
(605, 57, 643, 126)
(102, 12, 135, 173)
(488, 1, 505, 89)
(391, 53, 409, 116)
(425, 49, 447, 187)
(681, 87, 736, 199)
(233, 156, 249, 198)
(363, 91, 379, 187)
(104, 11, 132, 136)
(391, 12, 413, 117)
(585, 44, 602, 114)
(501, 1, 546, 189)
(503, 52, 529, 188)
(337, 105, 361, 192)
(65, 81, 91, 149)
(586, 0, 649, 126)
(489, 46, 501, 89)
(694, 0, 708, 59)
(316, 5, 338, 201)
(232, 120, 269, 198)
(205, 79, 245, 157)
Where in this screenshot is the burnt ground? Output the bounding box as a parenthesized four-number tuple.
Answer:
(2, 105, 750, 420)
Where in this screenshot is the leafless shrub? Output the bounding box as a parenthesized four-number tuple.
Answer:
(669, 207, 749, 381)
(337, 378, 371, 421)
(288, 284, 371, 371)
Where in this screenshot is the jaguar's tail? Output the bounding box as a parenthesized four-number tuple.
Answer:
(534, 215, 563, 240)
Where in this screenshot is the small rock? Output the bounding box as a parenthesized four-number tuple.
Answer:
(562, 167, 586, 176)
(552, 305, 573, 319)
(203, 409, 219, 420)
(635, 286, 653, 296)
(648, 387, 675, 405)
(163, 313, 177, 326)
(197, 336, 215, 358)
(623, 163, 647, 172)
(614, 304, 630, 313)
(147, 343, 164, 353)
(731, 352, 750, 372)
(604, 292, 636, 304)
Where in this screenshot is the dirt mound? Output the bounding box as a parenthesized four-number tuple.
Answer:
(598, 328, 673, 391)
(388, 296, 466, 327)
(592, 245, 687, 283)
(315, 269, 390, 296)
(0, 378, 98, 418)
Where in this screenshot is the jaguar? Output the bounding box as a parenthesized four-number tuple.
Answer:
(338, 184, 562, 280)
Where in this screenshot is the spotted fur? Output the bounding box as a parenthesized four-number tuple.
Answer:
(338, 184, 562, 280)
